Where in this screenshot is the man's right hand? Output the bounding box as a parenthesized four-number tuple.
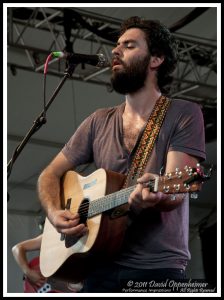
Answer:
(48, 209, 88, 237)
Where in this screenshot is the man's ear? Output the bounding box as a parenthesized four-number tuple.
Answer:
(149, 56, 164, 69)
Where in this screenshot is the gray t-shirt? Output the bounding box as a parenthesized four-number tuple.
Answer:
(62, 99, 206, 270)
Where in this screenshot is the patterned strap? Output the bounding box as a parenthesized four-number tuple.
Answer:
(124, 95, 170, 188)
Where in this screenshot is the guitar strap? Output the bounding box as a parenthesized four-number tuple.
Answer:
(123, 95, 171, 188)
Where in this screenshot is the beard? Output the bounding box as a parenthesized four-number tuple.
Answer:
(111, 54, 150, 95)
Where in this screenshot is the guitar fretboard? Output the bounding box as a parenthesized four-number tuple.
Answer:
(88, 185, 135, 218)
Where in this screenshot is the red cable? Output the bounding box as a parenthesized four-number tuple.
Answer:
(44, 53, 53, 74)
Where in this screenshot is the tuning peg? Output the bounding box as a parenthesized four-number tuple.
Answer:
(163, 185, 170, 193)
(184, 166, 193, 176)
(194, 163, 213, 181)
(184, 183, 190, 191)
(164, 172, 172, 179)
(175, 168, 182, 178)
(173, 184, 180, 191)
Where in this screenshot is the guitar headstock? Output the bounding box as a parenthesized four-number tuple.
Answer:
(156, 164, 213, 195)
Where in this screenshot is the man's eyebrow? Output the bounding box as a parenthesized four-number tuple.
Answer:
(117, 39, 137, 46)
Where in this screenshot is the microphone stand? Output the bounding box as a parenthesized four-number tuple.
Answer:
(7, 63, 77, 200)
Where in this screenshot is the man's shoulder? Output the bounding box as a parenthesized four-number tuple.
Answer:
(93, 103, 124, 118)
(169, 98, 201, 113)
(170, 98, 199, 107)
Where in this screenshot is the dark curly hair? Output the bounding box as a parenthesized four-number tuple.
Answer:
(119, 16, 178, 94)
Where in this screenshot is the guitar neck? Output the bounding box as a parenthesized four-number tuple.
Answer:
(87, 166, 203, 218)
(88, 185, 135, 218)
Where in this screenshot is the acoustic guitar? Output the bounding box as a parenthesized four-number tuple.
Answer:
(40, 166, 211, 282)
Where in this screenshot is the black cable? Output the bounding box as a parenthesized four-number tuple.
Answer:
(169, 7, 210, 32)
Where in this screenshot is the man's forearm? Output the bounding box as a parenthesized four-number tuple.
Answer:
(37, 169, 62, 216)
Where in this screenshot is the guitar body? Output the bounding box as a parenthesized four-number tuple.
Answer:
(40, 168, 127, 282)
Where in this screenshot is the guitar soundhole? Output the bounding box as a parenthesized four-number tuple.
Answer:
(65, 198, 89, 248)
(78, 198, 89, 224)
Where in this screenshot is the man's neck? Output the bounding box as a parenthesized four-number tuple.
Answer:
(124, 85, 162, 120)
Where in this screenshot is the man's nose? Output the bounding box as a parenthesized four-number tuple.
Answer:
(112, 45, 122, 57)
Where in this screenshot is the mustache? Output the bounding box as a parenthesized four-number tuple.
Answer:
(111, 56, 125, 67)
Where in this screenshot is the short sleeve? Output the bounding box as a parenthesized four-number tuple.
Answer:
(61, 113, 96, 167)
(169, 101, 206, 161)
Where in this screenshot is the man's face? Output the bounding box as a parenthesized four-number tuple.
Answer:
(111, 28, 150, 94)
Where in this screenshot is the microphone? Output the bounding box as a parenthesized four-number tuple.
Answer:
(51, 51, 109, 68)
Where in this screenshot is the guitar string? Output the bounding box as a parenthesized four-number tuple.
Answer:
(65, 184, 137, 218)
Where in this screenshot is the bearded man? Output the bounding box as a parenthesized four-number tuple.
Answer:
(38, 16, 206, 292)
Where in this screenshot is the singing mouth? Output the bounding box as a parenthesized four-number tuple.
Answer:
(112, 59, 123, 69)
